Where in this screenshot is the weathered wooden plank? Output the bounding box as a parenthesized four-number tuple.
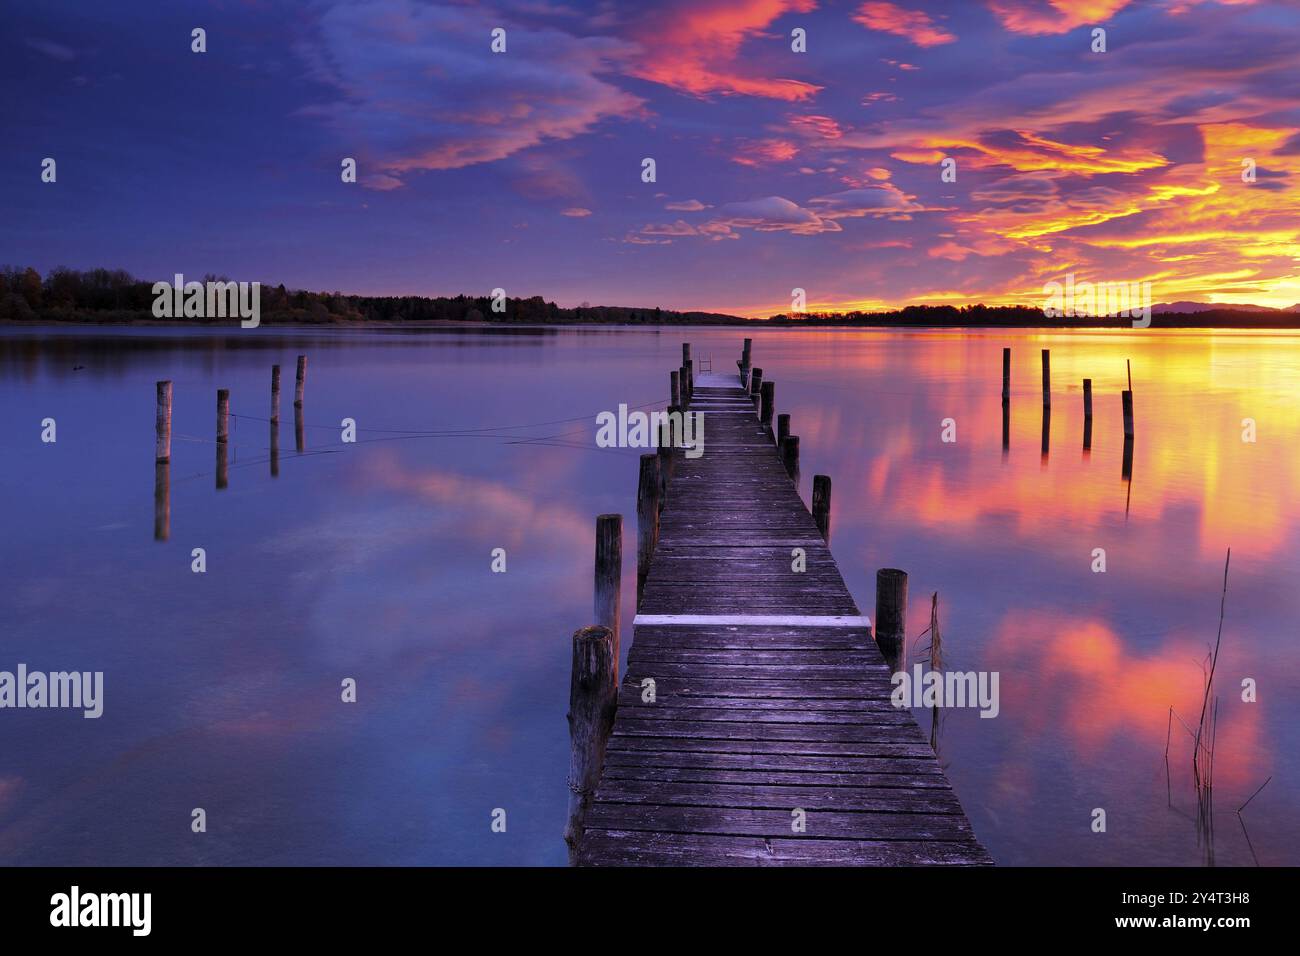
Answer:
(606, 736, 933, 758)
(612, 718, 923, 743)
(579, 831, 992, 866)
(593, 779, 965, 814)
(583, 804, 979, 841)
(601, 749, 944, 775)
(599, 764, 952, 789)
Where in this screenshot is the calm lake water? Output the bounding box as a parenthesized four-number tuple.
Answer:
(0, 324, 1295, 866)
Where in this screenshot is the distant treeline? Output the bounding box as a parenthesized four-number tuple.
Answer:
(3, 266, 1298, 328)
(0, 266, 739, 325)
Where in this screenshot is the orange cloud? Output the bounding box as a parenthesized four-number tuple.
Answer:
(986, 0, 1132, 35)
(853, 2, 956, 46)
(629, 0, 821, 101)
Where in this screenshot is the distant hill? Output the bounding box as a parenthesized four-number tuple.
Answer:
(1153, 301, 1300, 313)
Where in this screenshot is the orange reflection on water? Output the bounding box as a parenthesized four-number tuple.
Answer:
(989, 610, 1268, 792)
(799, 330, 1300, 561)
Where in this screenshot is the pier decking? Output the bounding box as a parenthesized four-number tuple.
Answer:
(577, 370, 990, 866)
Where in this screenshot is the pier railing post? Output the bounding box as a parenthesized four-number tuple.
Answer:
(780, 434, 800, 484)
(670, 370, 680, 408)
(155, 380, 172, 463)
(657, 413, 672, 508)
(812, 474, 832, 543)
(749, 367, 763, 408)
(685, 359, 693, 400)
(594, 515, 622, 663)
(760, 380, 774, 439)
(875, 568, 908, 667)
(636, 453, 661, 608)
(740, 337, 752, 388)
(777, 413, 790, 446)
(564, 624, 617, 866)
(294, 354, 307, 407)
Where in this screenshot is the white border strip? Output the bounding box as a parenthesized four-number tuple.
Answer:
(634, 614, 872, 628)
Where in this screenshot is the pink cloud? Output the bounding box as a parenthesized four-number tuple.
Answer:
(853, 2, 956, 46)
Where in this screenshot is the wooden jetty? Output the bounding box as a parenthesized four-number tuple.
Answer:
(574, 349, 990, 866)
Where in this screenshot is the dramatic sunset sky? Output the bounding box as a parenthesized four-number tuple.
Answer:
(4, 0, 1299, 315)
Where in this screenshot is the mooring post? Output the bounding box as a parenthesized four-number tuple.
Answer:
(636, 453, 660, 608)
(1002, 347, 1010, 403)
(875, 568, 908, 667)
(155, 380, 172, 463)
(657, 413, 672, 507)
(750, 367, 763, 408)
(270, 419, 280, 477)
(594, 515, 622, 662)
(682, 342, 691, 368)
(216, 388, 230, 443)
(1041, 349, 1051, 408)
(294, 403, 305, 454)
(781, 434, 800, 484)
(563, 624, 617, 866)
(271, 364, 281, 424)
(1083, 378, 1093, 419)
(1122, 389, 1134, 438)
(678, 365, 689, 409)
(760, 380, 774, 438)
(216, 388, 230, 491)
(670, 370, 680, 408)
(294, 355, 307, 407)
(685, 359, 694, 399)
(777, 413, 790, 446)
(741, 337, 752, 387)
(812, 474, 832, 543)
(154, 461, 170, 542)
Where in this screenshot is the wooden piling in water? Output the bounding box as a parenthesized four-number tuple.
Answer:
(636, 453, 660, 608)
(594, 515, 622, 662)
(685, 360, 694, 401)
(216, 389, 230, 443)
(295, 404, 305, 454)
(1002, 347, 1010, 403)
(670, 370, 680, 408)
(1122, 389, 1134, 438)
(678, 366, 689, 408)
(760, 380, 774, 437)
(740, 337, 752, 387)
(1083, 378, 1093, 419)
(270, 419, 280, 477)
(749, 367, 763, 408)
(294, 355, 307, 407)
(777, 413, 790, 446)
(563, 624, 617, 866)
(153, 461, 170, 542)
(780, 434, 800, 484)
(812, 474, 832, 543)
(155, 380, 172, 463)
(1041, 349, 1051, 408)
(682, 343, 691, 367)
(271, 365, 281, 424)
(216, 389, 230, 491)
(875, 568, 908, 664)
